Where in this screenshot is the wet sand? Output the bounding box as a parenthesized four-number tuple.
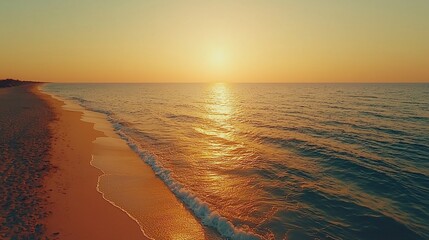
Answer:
(39, 87, 216, 239)
(0, 85, 144, 239)
(36, 87, 145, 239)
(1, 84, 217, 239)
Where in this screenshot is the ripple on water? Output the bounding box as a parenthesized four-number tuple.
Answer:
(43, 83, 429, 239)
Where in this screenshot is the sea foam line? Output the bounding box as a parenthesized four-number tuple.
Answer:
(43, 87, 261, 239)
(39, 86, 155, 240)
(112, 123, 261, 240)
(90, 155, 156, 240)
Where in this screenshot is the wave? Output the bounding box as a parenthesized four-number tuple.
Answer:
(165, 113, 203, 122)
(111, 121, 261, 240)
(51, 94, 261, 239)
(42, 83, 429, 239)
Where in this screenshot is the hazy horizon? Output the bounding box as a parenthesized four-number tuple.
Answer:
(1, 1, 428, 83)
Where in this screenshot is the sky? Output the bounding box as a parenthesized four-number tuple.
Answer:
(1, 0, 428, 83)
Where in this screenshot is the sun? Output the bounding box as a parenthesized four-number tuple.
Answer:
(209, 48, 228, 70)
(205, 46, 233, 81)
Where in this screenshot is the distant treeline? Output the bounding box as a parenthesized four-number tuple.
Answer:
(0, 79, 39, 88)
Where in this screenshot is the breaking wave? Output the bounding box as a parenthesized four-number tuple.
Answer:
(111, 122, 261, 240)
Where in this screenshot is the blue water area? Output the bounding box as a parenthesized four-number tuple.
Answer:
(44, 83, 429, 240)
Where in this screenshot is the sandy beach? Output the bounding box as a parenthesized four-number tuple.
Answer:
(0, 85, 145, 239)
(0, 85, 54, 239)
(39, 86, 215, 239)
(36, 87, 146, 239)
(0, 84, 218, 239)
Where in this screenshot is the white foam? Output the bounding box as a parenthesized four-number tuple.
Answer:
(114, 126, 261, 240)
(39, 85, 155, 239)
(90, 155, 156, 240)
(41, 84, 261, 239)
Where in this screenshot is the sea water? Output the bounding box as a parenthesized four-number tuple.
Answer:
(43, 83, 429, 240)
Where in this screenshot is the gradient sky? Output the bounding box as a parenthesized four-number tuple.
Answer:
(1, 0, 428, 83)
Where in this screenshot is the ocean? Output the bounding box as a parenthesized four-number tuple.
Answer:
(42, 83, 429, 240)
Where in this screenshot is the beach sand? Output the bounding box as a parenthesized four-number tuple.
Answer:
(35, 87, 146, 239)
(39, 84, 219, 239)
(1, 84, 217, 239)
(0, 85, 54, 239)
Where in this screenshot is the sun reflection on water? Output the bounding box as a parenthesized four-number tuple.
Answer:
(196, 83, 240, 163)
(207, 83, 233, 124)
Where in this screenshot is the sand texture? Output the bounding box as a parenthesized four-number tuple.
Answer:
(36, 89, 145, 239)
(0, 85, 54, 239)
(40, 87, 218, 239)
(1, 84, 218, 239)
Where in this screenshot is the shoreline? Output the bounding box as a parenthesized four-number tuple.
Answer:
(35, 86, 146, 239)
(38, 85, 214, 239)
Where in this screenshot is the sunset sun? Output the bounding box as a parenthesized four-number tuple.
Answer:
(209, 48, 229, 71)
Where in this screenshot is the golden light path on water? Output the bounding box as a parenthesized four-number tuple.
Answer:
(192, 83, 256, 206)
(42, 83, 429, 239)
(197, 83, 236, 158)
(193, 83, 234, 189)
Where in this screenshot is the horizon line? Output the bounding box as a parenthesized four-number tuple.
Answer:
(2, 79, 428, 84)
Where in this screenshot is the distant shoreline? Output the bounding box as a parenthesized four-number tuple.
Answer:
(0, 79, 42, 88)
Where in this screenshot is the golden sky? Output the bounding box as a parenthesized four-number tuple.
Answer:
(1, 0, 428, 83)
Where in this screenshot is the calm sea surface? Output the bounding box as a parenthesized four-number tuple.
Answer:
(43, 83, 429, 240)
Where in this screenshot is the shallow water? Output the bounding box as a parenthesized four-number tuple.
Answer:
(43, 83, 429, 240)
